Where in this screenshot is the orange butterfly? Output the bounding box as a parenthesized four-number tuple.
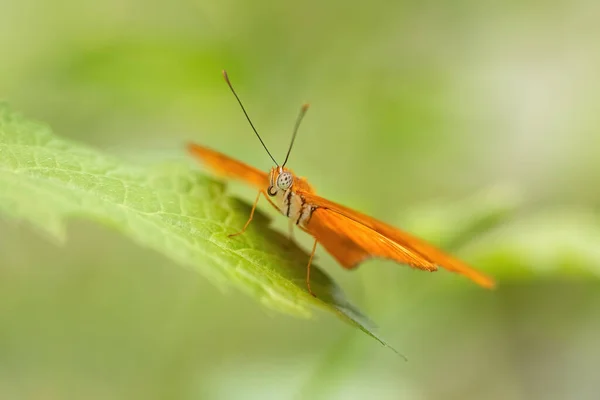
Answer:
(188, 71, 495, 296)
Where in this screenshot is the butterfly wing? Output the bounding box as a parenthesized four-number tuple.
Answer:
(187, 143, 269, 190)
(298, 190, 495, 288)
(304, 207, 438, 272)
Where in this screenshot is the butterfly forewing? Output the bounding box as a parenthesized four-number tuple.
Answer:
(297, 190, 495, 288)
(304, 207, 437, 271)
(187, 144, 269, 190)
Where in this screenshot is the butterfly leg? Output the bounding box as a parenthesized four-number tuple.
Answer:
(306, 239, 318, 297)
(228, 190, 262, 238)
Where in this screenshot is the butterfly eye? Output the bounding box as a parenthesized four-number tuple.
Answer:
(276, 172, 293, 190)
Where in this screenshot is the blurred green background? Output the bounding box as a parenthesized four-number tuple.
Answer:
(1, 0, 600, 399)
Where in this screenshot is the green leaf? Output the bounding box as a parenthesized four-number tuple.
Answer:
(0, 104, 396, 352)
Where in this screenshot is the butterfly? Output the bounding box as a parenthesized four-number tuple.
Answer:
(188, 71, 495, 296)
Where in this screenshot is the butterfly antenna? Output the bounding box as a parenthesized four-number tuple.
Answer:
(282, 103, 310, 168)
(222, 70, 279, 166)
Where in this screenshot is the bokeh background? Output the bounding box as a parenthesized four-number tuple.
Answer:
(1, 1, 600, 399)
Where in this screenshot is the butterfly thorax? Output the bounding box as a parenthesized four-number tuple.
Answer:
(268, 167, 316, 227)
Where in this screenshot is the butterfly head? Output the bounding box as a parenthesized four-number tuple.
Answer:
(268, 166, 294, 197)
